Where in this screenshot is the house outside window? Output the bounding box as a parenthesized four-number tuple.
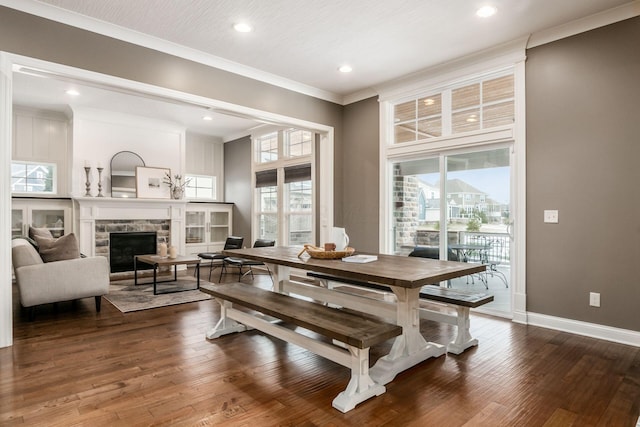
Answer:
(11, 161, 57, 194)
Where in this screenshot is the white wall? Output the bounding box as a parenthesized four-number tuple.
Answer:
(70, 107, 186, 197)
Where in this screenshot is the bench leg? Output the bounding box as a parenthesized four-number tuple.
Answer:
(447, 306, 478, 354)
(206, 300, 248, 339)
(332, 346, 385, 413)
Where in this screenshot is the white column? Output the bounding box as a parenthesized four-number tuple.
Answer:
(0, 53, 14, 348)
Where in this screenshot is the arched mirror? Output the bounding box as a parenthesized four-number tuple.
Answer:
(110, 151, 145, 198)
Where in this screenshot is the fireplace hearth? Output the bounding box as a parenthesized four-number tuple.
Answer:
(109, 231, 158, 273)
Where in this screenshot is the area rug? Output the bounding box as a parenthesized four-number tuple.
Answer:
(104, 277, 211, 313)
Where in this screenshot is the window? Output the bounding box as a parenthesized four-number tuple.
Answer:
(253, 128, 315, 245)
(394, 93, 442, 143)
(285, 129, 313, 158)
(393, 73, 514, 144)
(285, 164, 312, 245)
(11, 161, 56, 194)
(256, 132, 278, 163)
(185, 175, 216, 200)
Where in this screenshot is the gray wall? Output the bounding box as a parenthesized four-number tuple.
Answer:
(342, 97, 380, 252)
(224, 136, 252, 243)
(526, 16, 640, 331)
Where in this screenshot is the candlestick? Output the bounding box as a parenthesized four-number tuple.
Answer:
(97, 167, 104, 197)
(84, 166, 91, 197)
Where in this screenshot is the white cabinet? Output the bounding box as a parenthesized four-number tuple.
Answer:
(185, 203, 233, 256)
(12, 198, 72, 238)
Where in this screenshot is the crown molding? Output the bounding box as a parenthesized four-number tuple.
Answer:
(527, 0, 640, 48)
(0, 0, 343, 104)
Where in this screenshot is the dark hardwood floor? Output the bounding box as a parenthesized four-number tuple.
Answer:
(2, 272, 639, 426)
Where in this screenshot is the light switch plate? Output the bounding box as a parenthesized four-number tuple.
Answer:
(544, 210, 559, 223)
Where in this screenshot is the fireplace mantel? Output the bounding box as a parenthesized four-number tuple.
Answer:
(74, 197, 187, 256)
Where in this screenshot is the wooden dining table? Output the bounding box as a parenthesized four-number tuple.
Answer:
(214, 246, 486, 385)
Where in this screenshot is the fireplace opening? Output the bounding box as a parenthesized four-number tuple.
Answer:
(109, 231, 157, 273)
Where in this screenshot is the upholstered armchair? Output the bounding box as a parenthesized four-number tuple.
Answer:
(11, 237, 110, 320)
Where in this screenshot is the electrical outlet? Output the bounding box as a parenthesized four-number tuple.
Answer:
(544, 210, 559, 223)
(589, 292, 600, 307)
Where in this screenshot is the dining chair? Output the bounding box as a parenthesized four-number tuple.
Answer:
(197, 236, 244, 281)
(219, 239, 275, 282)
(408, 246, 459, 287)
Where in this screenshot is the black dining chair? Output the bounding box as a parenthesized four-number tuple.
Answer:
(197, 236, 244, 281)
(219, 239, 276, 282)
(408, 246, 459, 287)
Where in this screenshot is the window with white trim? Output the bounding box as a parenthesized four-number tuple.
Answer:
(11, 161, 57, 194)
(185, 174, 216, 200)
(253, 128, 315, 245)
(393, 73, 514, 144)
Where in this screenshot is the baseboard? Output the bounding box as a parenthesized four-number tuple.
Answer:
(527, 312, 640, 348)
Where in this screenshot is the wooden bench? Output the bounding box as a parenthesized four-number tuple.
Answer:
(200, 282, 402, 413)
(306, 272, 493, 354)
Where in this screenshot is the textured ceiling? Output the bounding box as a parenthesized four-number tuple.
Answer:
(27, 0, 634, 98)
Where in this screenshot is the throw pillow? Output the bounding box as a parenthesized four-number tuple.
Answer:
(29, 226, 53, 240)
(34, 233, 81, 262)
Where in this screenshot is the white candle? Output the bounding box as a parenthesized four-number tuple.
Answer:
(84, 160, 91, 168)
(168, 246, 177, 259)
(97, 162, 102, 169)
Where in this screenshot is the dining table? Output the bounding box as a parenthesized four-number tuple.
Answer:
(214, 246, 486, 385)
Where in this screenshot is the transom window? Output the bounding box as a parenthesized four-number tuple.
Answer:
(285, 129, 313, 158)
(256, 132, 279, 163)
(393, 73, 514, 144)
(11, 161, 57, 194)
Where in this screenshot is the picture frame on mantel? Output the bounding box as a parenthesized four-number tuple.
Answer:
(136, 166, 171, 199)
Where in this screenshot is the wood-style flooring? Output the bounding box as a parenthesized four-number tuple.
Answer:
(1, 272, 639, 426)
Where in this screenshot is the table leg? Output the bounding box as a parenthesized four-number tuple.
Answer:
(270, 263, 288, 293)
(153, 264, 158, 295)
(196, 263, 200, 289)
(369, 287, 446, 385)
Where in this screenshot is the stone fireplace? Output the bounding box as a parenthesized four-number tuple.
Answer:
(74, 197, 187, 262)
(95, 220, 170, 272)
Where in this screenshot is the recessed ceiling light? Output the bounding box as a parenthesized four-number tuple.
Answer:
(65, 89, 80, 96)
(233, 22, 252, 33)
(338, 65, 353, 73)
(476, 5, 497, 18)
(202, 116, 213, 121)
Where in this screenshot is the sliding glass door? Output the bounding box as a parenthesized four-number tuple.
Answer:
(391, 147, 512, 313)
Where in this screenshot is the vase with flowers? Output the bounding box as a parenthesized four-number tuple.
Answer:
(163, 172, 190, 200)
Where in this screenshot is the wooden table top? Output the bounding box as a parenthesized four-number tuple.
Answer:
(135, 254, 201, 266)
(222, 246, 485, 289)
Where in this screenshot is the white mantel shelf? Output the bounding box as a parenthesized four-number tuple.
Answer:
(73, 197, 187, 256)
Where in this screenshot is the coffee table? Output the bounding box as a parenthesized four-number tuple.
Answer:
(134, 254, 201, 295)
